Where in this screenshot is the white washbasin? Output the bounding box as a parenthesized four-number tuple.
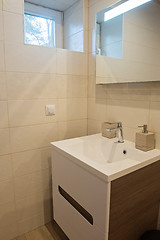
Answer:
(67, 138, 148, 164)
(51, 134, 160, 181)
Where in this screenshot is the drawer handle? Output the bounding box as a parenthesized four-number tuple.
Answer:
(58, 186, 93, 225)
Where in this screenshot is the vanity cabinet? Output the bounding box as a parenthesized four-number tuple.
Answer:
(51, 134, 160, 240)
(109, 160, 160, 240)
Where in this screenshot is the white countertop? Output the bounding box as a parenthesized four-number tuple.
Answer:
(51, 134, 160, 182)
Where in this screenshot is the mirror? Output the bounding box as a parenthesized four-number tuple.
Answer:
(95, 0, 160, 84)
(24, 0, 84, 52)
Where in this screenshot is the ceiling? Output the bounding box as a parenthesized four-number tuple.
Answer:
(24, 0, 79, 12)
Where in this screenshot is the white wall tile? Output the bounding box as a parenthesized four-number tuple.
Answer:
(64, 0, 83, 38)
(64, 31, 84, 52)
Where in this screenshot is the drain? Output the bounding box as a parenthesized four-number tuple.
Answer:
(123, 150, 127, 154)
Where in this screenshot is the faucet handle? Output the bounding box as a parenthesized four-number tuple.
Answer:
(117, 122, 122, 128)
(138, 124, 148, 133)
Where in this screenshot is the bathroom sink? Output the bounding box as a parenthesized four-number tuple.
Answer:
(51, 134, 160, 181)
(66, 138, 147, 164)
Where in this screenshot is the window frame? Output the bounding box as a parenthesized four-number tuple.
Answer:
(24, 2, 63, 49)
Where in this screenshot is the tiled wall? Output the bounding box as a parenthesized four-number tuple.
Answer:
(64, 0, 84, 52)
(0, 0, 88, 239)
(88, 0, 160, 150)
(1, 0, 160, 238)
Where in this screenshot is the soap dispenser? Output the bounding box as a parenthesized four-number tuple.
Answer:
(135, 124, 155, 151)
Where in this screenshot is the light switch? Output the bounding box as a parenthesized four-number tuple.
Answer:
(45, 105, 55, 116)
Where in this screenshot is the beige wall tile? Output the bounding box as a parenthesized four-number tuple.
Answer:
(0, 180, 14, 204)
(7, 72, 57, 100)
(0, 72, 7, 100)
(0, 128, 10, 155)
(58, 119, 87, 140)
(88, 98, 108, 121)
(0, 0, 2, 9)
(154, 133, 160, 149)
(0, 201, 17, 228)
(127, 82, 151, 101)
(18, 213, 47, 236)
(12, 148, 51, 177)
(149, 101, 160, 134)
(89, 28, 96, 53)
(5, 43, 56, 73)
(87, 119, 101, 135)
(16, 235, 27, 240)
(151, 82, 160, 102)
(107, 99, 150, 129)
(16, 189, 52, 221)
(0, 10, 3, 41)
(0, 41, 5, 71)
(58, 98, 87, 121)
(0, 101, 8, 128)
(3, 11, 23, 44)
(89, 53, 96, 76)
(88, 75, 108, 99)
(14, 169, 51, 200)
(56, 49, 71, 75)
(84, 30, 89, 53)
(57, 75, 87, 98)
(123, 127, 137, 143)
(0, 155, 12, 181)
(8, 99, 57, 127)
(0, 223, 18, 240)
(57, 50, 87, 76)
(10, 123, 58, 152)
(3, 0, 24, 14)
(105, 83, 151, 101)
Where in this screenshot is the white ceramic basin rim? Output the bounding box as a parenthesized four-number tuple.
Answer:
(65, 137, 149, 164)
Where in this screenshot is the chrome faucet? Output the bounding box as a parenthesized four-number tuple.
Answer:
(106, 122, 124, 143)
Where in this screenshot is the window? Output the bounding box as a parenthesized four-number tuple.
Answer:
(24, 13, 55, 48)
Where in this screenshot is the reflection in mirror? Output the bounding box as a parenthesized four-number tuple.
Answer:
(96, 0, 160, 84)
(24, 0, 84, 52)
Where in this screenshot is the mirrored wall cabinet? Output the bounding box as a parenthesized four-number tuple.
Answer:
(95, 0, 160, 84)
